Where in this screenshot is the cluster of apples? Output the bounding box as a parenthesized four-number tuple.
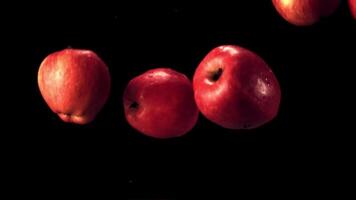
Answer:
(38, 45, 281, 139)
(38, 0, 356, 139)
(272, 0, 356, 26)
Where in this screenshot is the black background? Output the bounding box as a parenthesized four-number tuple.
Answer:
(4, 1, 355, 198)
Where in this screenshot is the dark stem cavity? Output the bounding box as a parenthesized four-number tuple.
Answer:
(129, 101, 139, 110)
(209, 68, 223, 82)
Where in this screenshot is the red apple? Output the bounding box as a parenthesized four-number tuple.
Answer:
(123, 68, 199, 139)
(38, 49, 111, 124)
(349, 0, 356, 20)
(272, 0, 340, 26)
(193, 45, 281, 129)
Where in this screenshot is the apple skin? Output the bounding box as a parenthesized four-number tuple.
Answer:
(349, 0, 356, 20)
(193, 45, 281, 129)
(38, 49, 111, 124)
(123, 68, 199, 139)
(272, 0, 340, 26)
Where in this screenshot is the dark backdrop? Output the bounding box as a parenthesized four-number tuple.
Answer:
(5, 1, 355, 198)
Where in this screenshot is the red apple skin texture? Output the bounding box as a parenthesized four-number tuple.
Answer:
(272, 0, 340, 26)
(193, 45, 281, 129)
(123, 68, 199, 139)
(349, 0, 356, 20)
(38, 49, 111, 124)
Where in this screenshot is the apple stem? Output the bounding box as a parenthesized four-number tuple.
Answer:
(210, 68, 223, 82)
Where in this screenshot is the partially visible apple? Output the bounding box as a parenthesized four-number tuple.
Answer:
(349, 0, 356, 20)
(272, 0, 340, 26)
(123, 68, 199, 139)
(38, 49, 111, 124)
(193, 45, 281, 129)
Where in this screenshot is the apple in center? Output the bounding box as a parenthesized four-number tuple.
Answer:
(123, 68, 199, 139)
(193, 45, 281, 129)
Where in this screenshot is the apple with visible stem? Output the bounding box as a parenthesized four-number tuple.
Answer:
(349, 0, 356, 20)
(193, 45, 281, 129)
(38, 48, 111, 124)
(272, 0, 340, 26)
(123, 68, 199, 139)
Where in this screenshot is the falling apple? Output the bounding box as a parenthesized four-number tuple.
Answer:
(349, 0, 356, 20)
(38, 48, 111, 124)
(123, 68, 199, 139)
(272, 0, 340, 26)
(193, 45, 281, 129)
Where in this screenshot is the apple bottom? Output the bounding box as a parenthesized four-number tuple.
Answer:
(57, 113, 94, 125)
(199, 95, 277, 130)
